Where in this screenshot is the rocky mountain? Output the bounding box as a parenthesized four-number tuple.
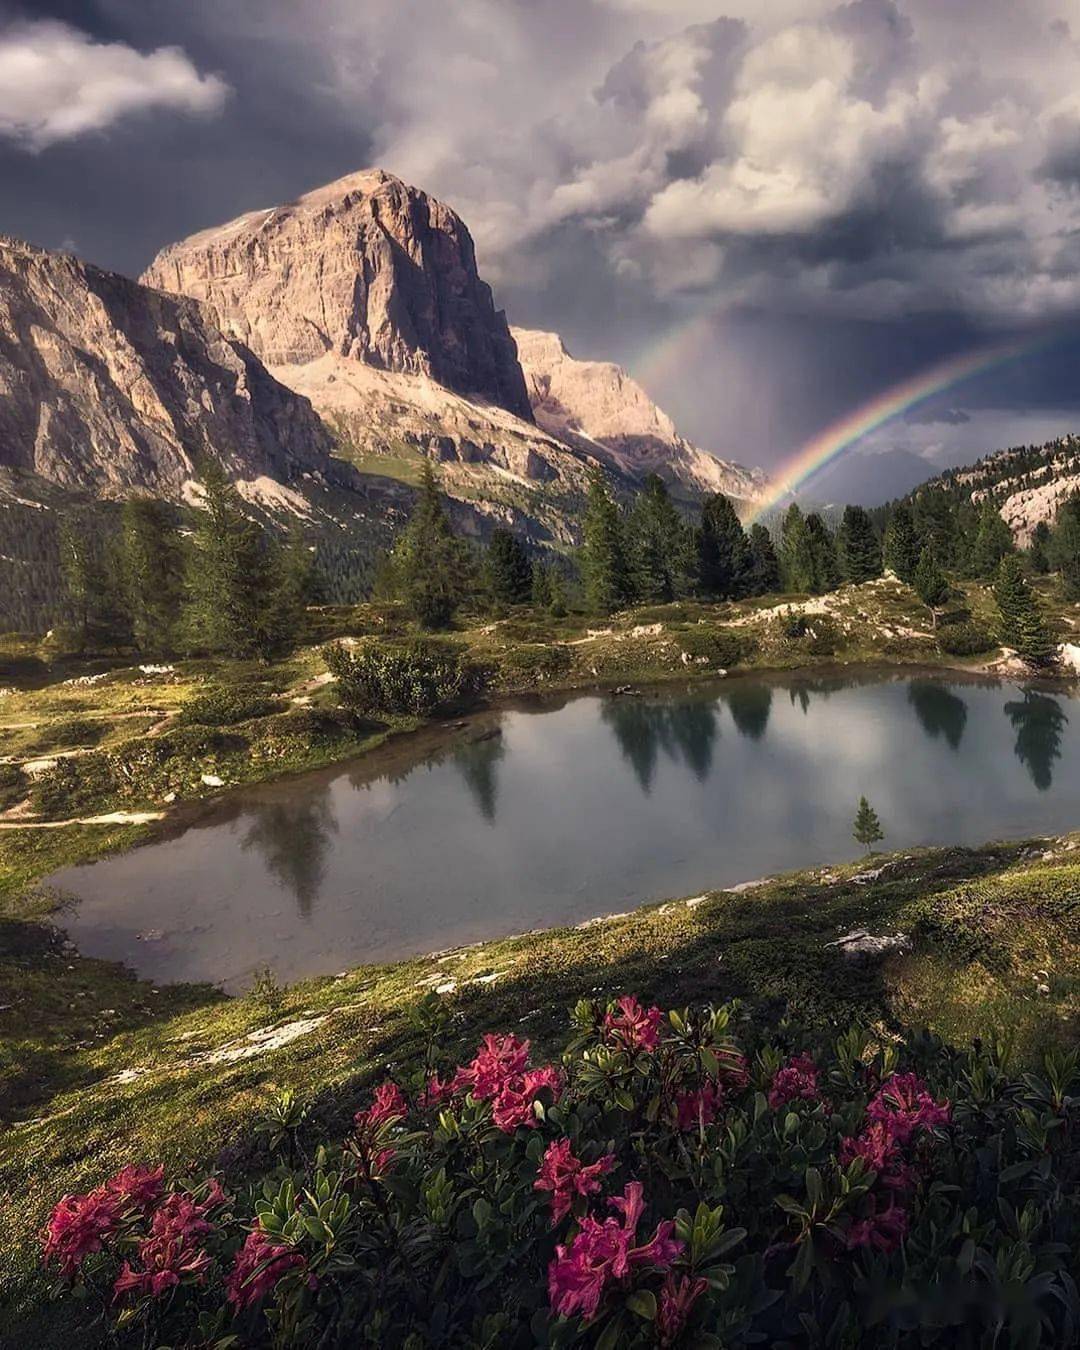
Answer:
(142, 169, 532, 421)
(512, 328, 764, 506)
(0, 236, 332, 500)
(907, 435, 1080, 544)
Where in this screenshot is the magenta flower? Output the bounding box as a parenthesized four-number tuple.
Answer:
(112, 1231, 211, 1301)
(42, 1187, 125, 1278)
(674, 1080, 724, 1132)
(846, 1199, 909, 1253)
(768, 1054, 821, 1110)
(354, 1080, 407, 1130)
(104, 1164, 165, 1211)
(839, 1121, 916, 1191)
(225, 1226, 305, 1311)
(491, 1065, 564, 1133)
(452, 1033, 531, 1100)
(657, 1273, 709, 1346)
(547, 1181, 683, 1321)
(866, 1073, 951, 1145)
(419, 1072, 454, 1108)
(534, 1139, 616, 1223)
(603, 995, 664, 1053)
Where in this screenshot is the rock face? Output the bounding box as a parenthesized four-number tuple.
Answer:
(142, 169, 532, 421)
(513, 328, 764, 505)
(0, 236, 331, 498)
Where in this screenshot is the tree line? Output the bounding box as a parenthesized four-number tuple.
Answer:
(59, 461, 317, 659)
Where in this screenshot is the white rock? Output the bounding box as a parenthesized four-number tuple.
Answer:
(200, 773, 224, 787)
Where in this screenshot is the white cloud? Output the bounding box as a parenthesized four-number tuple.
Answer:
(0, 20, 229, 151)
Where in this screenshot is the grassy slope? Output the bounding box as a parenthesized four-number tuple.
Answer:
(2, 576, 1080, 1333)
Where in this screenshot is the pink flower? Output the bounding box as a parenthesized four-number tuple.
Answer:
(603, 996, 664, 1053)
(104, 1164, 165, 1210)
(534, 1139, 616, 1223)
(225, 1226, 305, 1311)
(452, 1034, 532, 1100)
(839, 1122, 916, 1191)
(42, 1188, 125, 1278)
(768, 1054, 821, 1110)
(547, 1181, 683, 1322)
(657, 1273, 708, 1346)
(866, 1073, 951, 1146)
(112, 1232, 211, 1302)
(674, 1081, 724, 1132)
(354, 1080, 407, 1130)
(491, 1065, 564, 1133)
(846, 1200, 909, 1254)
(150, 1192, 217, 1243)
(419, 1073, 454, 1108)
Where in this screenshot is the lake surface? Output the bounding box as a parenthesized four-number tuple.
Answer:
(51, 670, 1080, 991)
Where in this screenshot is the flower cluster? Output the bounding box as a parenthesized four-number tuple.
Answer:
(446, 1032, 564, 1132)
(603, 995, 663, 1052)
(768, 1053, 822, 1110)
(547, 1181, 683, 1321)
(113, 1182, 227, 1301)
(534, 1139, 616, 1223)
(840, 1072, 952, 1252)
(225, 1226, 306, 1312)
(42, 1164, 165, 1278)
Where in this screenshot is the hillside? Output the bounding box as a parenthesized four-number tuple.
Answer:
(904, 433, 1080, 543)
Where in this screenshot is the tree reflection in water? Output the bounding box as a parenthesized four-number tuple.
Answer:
(241, 788, 338, 919)
(453, 731, 506, 823)
(1004, 687, 1068, 791)
(602, 697, 719, 794)
(720, 682, 773, 741)
(908, 681, 968, 751)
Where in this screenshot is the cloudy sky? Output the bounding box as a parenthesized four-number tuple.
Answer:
(3, 0, 1080, 497)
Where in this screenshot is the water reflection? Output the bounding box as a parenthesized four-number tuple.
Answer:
(453, 731, 506, 823)
(721, 682, 773, 740)
(602, 697, 719, 793)
(1004, 688, 1068, 791)
(908, 681, 968, 751)
(788, 677, 845, 714)
(240, 788, 338, 918)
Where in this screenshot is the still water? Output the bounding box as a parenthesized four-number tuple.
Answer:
(51, 671, 1079, 991)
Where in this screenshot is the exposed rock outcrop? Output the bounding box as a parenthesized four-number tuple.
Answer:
(142, 169, 532, 421)
(0, 236, 331, 498)
(513, 327, 764, 505)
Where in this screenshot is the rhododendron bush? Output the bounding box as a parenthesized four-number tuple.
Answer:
(42, 997, 1079, 1347)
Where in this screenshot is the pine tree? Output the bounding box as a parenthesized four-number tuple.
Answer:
(837, 505, 883, 583)
(994, 554, 1055, 665)
(913, 546, 949, 627)
(184, 460, 278, 658)
(628, 474, 691, 602)
(120, 498, 184, 654)
(1051, 494, 1080, 599)
(882, 504, 920, 582)
(1028, 520, 1052, 575)
(970, 499, 1014, 577)
(484, 528, 532, 607)
(747, 524, 781, 595)
(697, 492, 751, 598)
(780, 504, 815, 593)
(270, 527, 320, 648)
(853, 795, 884, 855)
(581, 468, 633, 613)
(805, 513, 840, 593)
(392, 461, 467, 629)
(913, 488, 961, 569)
(59, 514, 131, 652)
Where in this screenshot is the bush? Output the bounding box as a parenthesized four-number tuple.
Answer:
(325, 638, 486, 717)
(494, 642, 573, 689)
(40, 996, 1080, 1348)
(177, 688, 282, 727)
(804, 615, 844, 657)
(676, 627, 751, 668)
(0, 761, 26, 811)
(936, 622, 997, 657)
(28, 753, 117, 817)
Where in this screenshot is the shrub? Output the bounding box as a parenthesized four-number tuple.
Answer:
(676, 627, 751, 669)
(177, 688, 282, 727)
(494, 642, 573, 689)
(0, 761, 26, 811)
(936, 622, 997, 657)
(28, 753, 117, 817)
(41, 997, 1080, 1348)
(324, 639, 486, 716)
(804, 615, 844, 657)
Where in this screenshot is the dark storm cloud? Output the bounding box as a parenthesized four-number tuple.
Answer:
(905, 408, 971, 426)
(2, 0, 1080, 485)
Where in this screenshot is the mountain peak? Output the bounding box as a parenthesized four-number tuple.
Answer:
(142, 169, 533, 420)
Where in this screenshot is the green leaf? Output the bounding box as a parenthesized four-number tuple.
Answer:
(626, 1289, 657, 1321)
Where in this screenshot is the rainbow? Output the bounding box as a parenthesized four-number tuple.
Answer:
(743, 335, 1053, 524)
